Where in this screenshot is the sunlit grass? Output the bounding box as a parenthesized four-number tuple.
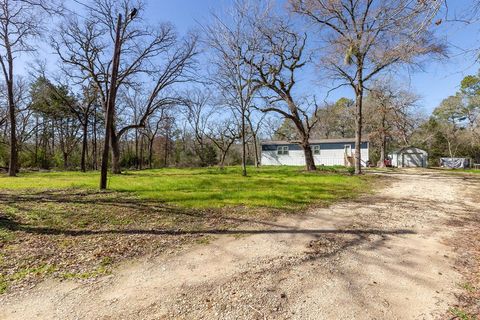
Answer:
(0, 166, 374, 294)
(0, 166, 371, 210)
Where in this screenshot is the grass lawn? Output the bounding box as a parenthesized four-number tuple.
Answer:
(0, 166, 373, 294)
(432, 168, 480, 175)
(1, 166, 368, 209)
(458, 169, 480, 174)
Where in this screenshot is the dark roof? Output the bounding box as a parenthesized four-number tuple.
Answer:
(261, 138, 369, 145)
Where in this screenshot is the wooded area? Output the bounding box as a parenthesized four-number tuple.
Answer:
(0, 0, 478, 186)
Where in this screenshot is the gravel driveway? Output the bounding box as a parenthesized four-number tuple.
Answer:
(1, 169, 479, 319)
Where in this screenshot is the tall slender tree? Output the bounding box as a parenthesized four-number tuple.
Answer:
(290, 0, 445, 173)
(0, 0, 61, 176)
(205, 0, 264, 176)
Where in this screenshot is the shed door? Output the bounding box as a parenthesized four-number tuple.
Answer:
(402, 153, 423, 167)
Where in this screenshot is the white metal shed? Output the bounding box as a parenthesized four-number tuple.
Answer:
(388, 147, 428, 168)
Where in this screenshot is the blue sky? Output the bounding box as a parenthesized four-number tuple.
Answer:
(22, 0, 480, 115)
(145, 0, 480, 114)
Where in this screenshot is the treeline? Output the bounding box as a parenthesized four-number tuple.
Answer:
(412, 74, 480, 164)
(0, 77, 266, 171)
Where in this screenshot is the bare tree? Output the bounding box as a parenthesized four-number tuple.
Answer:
(181, 89, 217, 167)
(205, 0, 265, 176)
(243, 14, 320, 171)
(11, 78, 38, 163)
(206, 117, 240, 169)
(290, 0, 445, 173)
(141, 106, 172, 169)
(52, 0, 196, 188)
(0, 0, 61, 176)
(364, 81, 419, 166)
(245, 107, 266, 167)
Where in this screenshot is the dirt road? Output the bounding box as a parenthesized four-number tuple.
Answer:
(1, 170, 479, 319)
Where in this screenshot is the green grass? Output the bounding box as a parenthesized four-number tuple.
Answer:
(449, 307, 476, 320)
(0, 166, 371, 210)
(61, 266, 111, 280)
(435, 168, 480, 174)
(460, 169, 480, 174)
(0, 166, 373, 294)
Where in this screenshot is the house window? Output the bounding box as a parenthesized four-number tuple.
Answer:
(312, 145, 320, 155)
(277, 146, 289, 155)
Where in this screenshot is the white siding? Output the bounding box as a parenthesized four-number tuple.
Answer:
(261, 147, 369, 166)
(388, 147, 428, 168)
(391, 154, 399, 167)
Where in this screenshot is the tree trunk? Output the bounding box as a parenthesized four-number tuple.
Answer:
(378, 139, 386, 168)
(3, 35, 17, 176)
(34, 115, 39, 168)
(302, 140, 316, 171)
(219, 152, 226, 170)
(139, 134, 144, 170)
(100, 13, 122, 189)
(291, 115, 316, 171)
(253, 134, 260, 167)
(135, 127, 139, 169)
(110, 128, 122, 174)
(241, 108, 247, 176)
(63, 152, 69, 170)
(164, 133, 169, 167)
(80, 120, 88, 172)
(377, 115, 387, 168)
(149, 138, 154, 169)
(41, 123, 48, 169)
(92, 109, 98, 170)
(6, 76, 16, 176)
(354, 81, 364, 175)
(51, 120, 55, 160)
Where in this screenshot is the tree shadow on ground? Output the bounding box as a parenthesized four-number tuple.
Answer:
(0, 190, 415, 237)
(0, 218, 415, 238)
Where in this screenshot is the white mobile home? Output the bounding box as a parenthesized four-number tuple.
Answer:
(388, 147, 428, 168)
(261, 138, 369, 167)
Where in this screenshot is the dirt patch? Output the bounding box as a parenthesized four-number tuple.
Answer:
(0, 170, 479, 319)
(0, 189, 275, 294)
(444, 176, 480, 319)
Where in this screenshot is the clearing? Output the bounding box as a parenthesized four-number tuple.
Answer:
(1, 169, 479, 319)
(0, 167, 369, 294)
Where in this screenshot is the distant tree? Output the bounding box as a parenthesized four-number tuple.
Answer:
(273, 119, 299, 141)
(30, 77, 81, 169)
(206, 117, 239, 169)
(432, 95, 468, 158)
(181, 89, 218, 167)
(364, 82, 419, 166)
(460, 74, 480, 137)
(313, 98, 355, 139)
(205, 0, 263, 176)
(290, 0, 445, 174)
(413, 71, 480, 163)
(245, 107, 265, 167)
(0, 0, 62, 176)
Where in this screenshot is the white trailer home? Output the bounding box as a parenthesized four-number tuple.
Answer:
(260, 138, 369, 167)
(388, 147, 428, 168)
